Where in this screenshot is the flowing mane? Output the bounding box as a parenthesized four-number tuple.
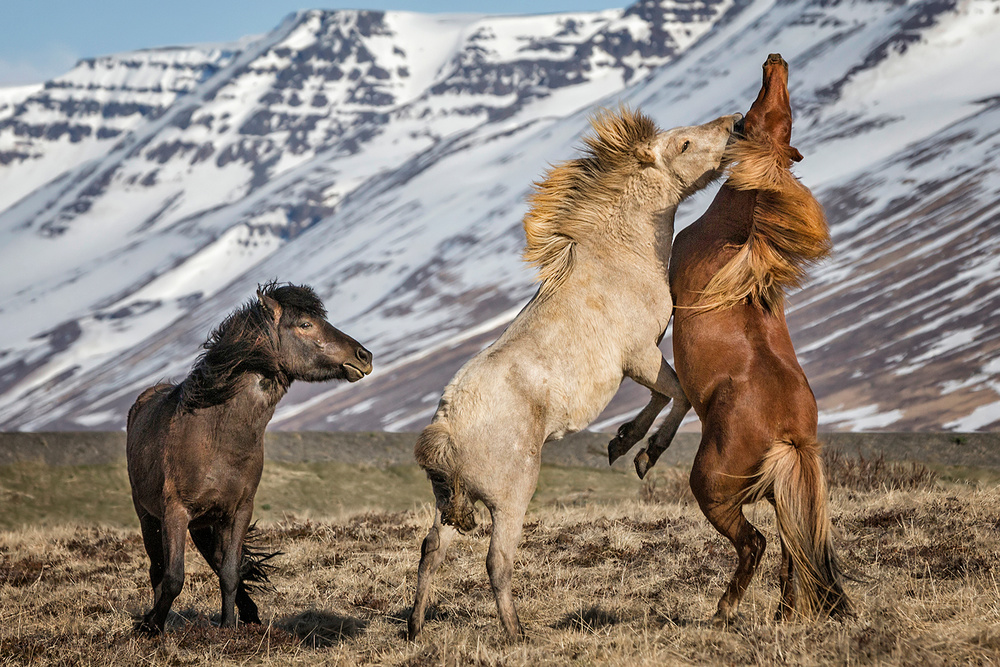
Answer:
(695, 131, 830, 313)
(179, 282, 326, 410)
(523, 106, 659, 296)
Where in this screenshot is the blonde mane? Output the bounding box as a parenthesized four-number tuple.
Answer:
(523, 107, 659, 296)
(695, 132, 830, 313)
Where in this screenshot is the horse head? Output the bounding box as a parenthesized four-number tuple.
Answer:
(258, 284, 373, 383)
(741, 53, 803, 163)
(636, 113, 744, 198)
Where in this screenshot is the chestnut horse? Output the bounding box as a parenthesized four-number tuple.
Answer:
(127, 282, 372, 634)
(611, 55, 850, 622)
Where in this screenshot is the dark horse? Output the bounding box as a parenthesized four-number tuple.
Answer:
(609, 55, 850, 622)
(126, 282, 373, 634)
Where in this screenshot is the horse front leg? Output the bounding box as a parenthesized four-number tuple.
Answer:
(484, 457, 537, 641)
(189, 526, 261, 625)
(137, 513, 164, 608)
(141, 505, 188, 634)
(487, 507, 528, 641)
(608, 393, 669, 465)
(612, 347, 689, 475)
(635, 392, 691, 479)
(218, 503, 254, 628)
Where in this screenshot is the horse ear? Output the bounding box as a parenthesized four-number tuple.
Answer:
(635, 143, 657, 165)
(790, 146, 804, 162)
(257, 289, 282, 323)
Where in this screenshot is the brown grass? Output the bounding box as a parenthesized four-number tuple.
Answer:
(2, 468, 1000, 664)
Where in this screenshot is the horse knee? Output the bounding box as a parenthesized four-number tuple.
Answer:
(421, 529, 440, 558)
(161, 570, 184, 600)
(486, 548, 512, 582)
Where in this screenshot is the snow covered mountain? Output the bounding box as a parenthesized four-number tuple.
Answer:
(0, 0, 998, 433)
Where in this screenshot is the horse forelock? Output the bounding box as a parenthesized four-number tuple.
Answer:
(263, 282, 327, 320)
(523, 106, 659, 295)
(179, 294, 284, 411)
(695, 132, 830, 313)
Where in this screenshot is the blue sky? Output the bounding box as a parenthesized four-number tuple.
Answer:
(0, 1, 624, 87)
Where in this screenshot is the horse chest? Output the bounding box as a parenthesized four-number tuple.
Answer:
(166, 442, 263, 513)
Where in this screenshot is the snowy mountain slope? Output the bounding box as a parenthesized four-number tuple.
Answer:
(271, 0, 1000, 434)
(0, 0, 998, 433)
(0, 0, 733, 430)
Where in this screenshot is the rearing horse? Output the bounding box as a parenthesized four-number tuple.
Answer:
(409, 108, 742, 640)
(612, 54, 850, 622)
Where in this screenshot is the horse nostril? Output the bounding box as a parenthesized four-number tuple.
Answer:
(356, 347, 372, 366)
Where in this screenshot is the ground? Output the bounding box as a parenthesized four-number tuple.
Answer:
(2, 450, 999, 666)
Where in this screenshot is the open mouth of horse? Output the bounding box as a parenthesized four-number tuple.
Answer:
(343, 362, 370, 382)
(730, 113, 746, 141)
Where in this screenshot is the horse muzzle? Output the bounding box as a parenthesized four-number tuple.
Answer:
(342, 347, 373, 382)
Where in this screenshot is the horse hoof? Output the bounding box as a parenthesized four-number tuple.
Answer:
(133, 618, 162, 637)
(711, 611, 740, 629)
(634, 450, 650, 479)
(607, 440, 621, 465)
(608, 425, 633, 464)
(407, 615, 422, 642)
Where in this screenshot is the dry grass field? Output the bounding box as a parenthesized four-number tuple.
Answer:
(2, 453, 1000, 665)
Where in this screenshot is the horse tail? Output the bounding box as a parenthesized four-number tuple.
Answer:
(744, 437, 851, 619)
(239, 523, 280, 593)
(414, 419, 477, 533)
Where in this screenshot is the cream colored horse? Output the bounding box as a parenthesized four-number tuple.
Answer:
(408, 108, 741, 640)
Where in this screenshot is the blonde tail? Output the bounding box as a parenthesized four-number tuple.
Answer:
(413, 420, 477, 533)
(744, 438, 851, 618)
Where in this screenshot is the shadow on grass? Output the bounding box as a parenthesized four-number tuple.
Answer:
(127, 608, 303, 654)
(554, 606, 623, 632)
(278, 609, 368, 647)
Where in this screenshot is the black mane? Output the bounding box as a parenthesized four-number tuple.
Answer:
(178, 282, 323, 411)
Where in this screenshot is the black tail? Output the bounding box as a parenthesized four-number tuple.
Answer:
(240, 523, 281, 593)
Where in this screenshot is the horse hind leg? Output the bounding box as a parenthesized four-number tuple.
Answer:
(775, 530, 796, 621)
(189, 526, 262, 625)
(691, 455, 766, 625)
(408, 510, 458, 640)
(703, 500, 766, 625)
(486, 506, 528, 640)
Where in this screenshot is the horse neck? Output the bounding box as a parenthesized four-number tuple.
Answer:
(583, 198, 677, 290)
(697, 183, 757, 242)
(215, 373, 288, 436)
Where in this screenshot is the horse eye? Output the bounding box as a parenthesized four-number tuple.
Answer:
(298, 321, 312, 330)
(681, 140, 690, 153)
